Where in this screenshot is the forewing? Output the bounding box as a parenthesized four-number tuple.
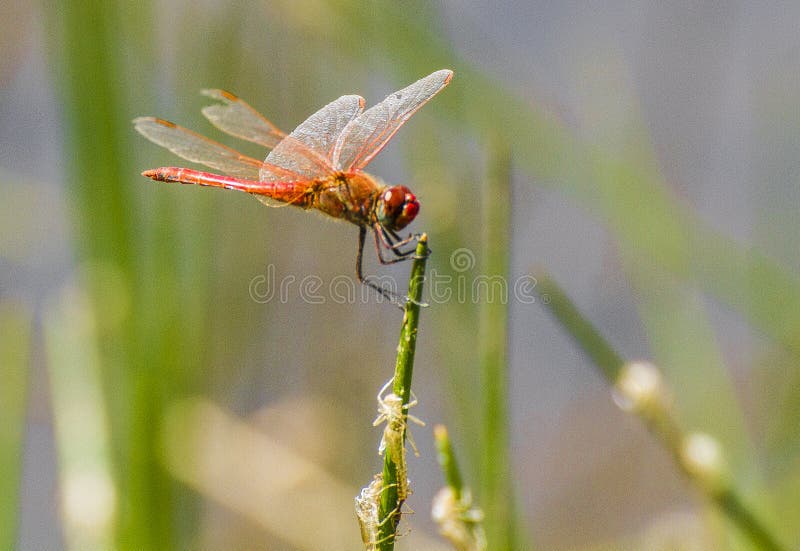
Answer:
(201, 89, 286, 149)
(333, 70, 453, 171)
(133, 117, 299, 181)
(265, 94, 364, 180)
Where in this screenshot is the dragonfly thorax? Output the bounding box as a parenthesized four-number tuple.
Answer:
(375, 185, 419, 231)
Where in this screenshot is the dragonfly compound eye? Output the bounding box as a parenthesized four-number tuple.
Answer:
(378, 185, 419, 230)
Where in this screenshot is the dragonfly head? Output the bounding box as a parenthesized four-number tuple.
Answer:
(376, 185, 419, 231)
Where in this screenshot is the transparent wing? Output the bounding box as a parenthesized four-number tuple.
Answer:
(133, 117, 299, 181)
(333, 70, 453, 171)
(200, 89, 286, 149)
(265, 94, 364, 180)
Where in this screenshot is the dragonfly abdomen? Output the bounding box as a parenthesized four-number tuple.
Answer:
(142, 167, 311, 206)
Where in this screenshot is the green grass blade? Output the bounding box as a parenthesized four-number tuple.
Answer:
(433, 425, 487, 551)
(478, 141, 526, 548)
(535, 273, 624, 380)
(44, 288, 116, 550)
(0, 303, 32, 550)
(434, 425, 465, 496)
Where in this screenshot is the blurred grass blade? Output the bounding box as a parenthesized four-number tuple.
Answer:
(0, 302, 32, 551)
(434, 425, 465, 496)
(44, 284, 116, 551)
(46, 2, 139, 544)
(47, 0, 225, 546)
(433, 425, 487, 551)
(537, 273, 786, 551)
(162, 398, 357, 551)
(49, 0, 134, 266)
(478, 141, 527, 548)
(534, 272, 624, 380)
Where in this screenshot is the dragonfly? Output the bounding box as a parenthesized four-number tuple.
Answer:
(134, 69, 453, 305)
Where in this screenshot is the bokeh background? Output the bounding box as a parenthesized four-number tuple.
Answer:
(3, 1, 800, 549)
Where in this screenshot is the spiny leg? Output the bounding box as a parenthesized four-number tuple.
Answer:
(386, 227, 422, 251)
(371, 227, 429, 308)
(373, 231, 415, 266)
(357, 226, 406, 307)
(380, 225, 431, 260)
(374, 224, 419, 263)
(392, 230, 432, 260)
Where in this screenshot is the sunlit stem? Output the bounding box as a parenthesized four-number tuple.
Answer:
(375, 235, 429, 550)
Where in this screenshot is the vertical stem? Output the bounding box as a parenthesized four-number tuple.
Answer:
(433, 425, 487, 551)
(434, 425, 464, 499)
(376, 235, 429, 550)
(479, 141, 517, 548)
(48, 1, 138, 547)
(0, 304, 31, 551)
(44, 289, 116, 550)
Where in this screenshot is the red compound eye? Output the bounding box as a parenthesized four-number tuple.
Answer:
(378, 185, 419, 230)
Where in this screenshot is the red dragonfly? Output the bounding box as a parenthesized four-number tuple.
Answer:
(134, 70, 453, 304)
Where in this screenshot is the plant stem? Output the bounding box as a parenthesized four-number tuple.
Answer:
(433, 425, 488, 551)
(0, 303, 31, 551)
(534, 272, 624, 380)
(376, 235, 430, 550)
(479, 140, 518, 549)
(713, 488, 785, 551)
(434, 425, 464, 498)
(534, 270, 786, 551)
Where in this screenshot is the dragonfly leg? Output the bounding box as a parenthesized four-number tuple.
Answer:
(357, 226, 406, 308)
(374, 225, 420, 260)
(373, 227, 416, 266)
(384, 227, 431, 260)
(386, 228, 419, 249)
(386, 230, 433, 258)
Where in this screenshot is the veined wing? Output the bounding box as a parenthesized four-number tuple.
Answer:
(333, 70, 453, 171)
(133, 117, 299, 182)
(201, 89, 286, 149)
(265, 94, 364, 180)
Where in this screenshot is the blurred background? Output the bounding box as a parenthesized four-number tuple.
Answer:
(2, 1, 800, 549)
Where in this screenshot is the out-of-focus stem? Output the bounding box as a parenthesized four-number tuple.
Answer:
(0, 303, 32, 551)
(480, 140, 520, 549)
(434, 425, 464, 498)
(433, 425, 487, 551)
(534, 272, 623, 380)
(535, 270, 786, 551)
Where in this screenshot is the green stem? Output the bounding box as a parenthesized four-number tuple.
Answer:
(535, 270, 786, 551)
(479, 140, 519, 549)
(713, 489, 785, 551)
(433, 425, 488, 551)
(434, 425, 464, 498)
(0, 304, 31, 551)
(534, 271, 624, 380)
(376, 235, 429, 550)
